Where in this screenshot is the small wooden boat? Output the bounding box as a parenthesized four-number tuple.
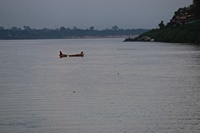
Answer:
(59, 51, 84, 58)
(67, 52, 84, 57)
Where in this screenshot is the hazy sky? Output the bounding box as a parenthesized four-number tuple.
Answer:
(0, 0, 192, 29)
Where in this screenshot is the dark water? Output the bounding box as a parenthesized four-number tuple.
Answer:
(0, 39, 200, 133)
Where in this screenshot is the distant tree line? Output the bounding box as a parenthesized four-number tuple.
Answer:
(0, 25, 148, 39)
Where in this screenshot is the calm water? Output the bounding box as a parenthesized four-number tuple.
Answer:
(0, 38, 200, 133)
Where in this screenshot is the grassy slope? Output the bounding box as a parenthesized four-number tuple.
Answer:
(139, 21, 200, 44)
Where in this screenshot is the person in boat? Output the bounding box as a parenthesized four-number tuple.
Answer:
(60, 51, 67, 57)
(59, 51, 62, 56)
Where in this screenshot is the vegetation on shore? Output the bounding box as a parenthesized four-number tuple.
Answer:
(0, 25, 148, 40)
(125, 0, 200, 44)
(136, 21, 200, 43)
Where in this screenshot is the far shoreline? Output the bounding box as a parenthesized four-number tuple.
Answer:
(0, 35, 139, 40)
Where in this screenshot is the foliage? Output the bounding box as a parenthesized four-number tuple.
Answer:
(0, 26, 148, 40)
(139, 21, 200, 44)
(158, 21, 165, 29)
(194, 0, 200, 18)
(133, 2, 200, 44)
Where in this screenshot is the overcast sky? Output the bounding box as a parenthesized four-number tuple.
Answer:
(0, 0, 192, 29)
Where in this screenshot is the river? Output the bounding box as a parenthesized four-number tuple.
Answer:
(0, 38, 200, 133)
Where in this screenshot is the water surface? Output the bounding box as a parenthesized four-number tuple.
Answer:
(0, 39, 200, 133)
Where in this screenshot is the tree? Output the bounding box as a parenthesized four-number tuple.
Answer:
(193, 0, 200, 18)
(60, 26, 66, 31)
(158, 21, 165, 29)
(11, 27, 18, 31)
(73, 26, 78, 30)
(0, 26, 4, 30)
(112, 25, 119, 30)
(23, 26, 31, 30)
(89, 26, 94, 30)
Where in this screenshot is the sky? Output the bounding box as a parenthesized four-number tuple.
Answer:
(0, 0, 193, 29)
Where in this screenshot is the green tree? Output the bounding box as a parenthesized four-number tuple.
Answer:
(89, 26, 94, 30)
(23, 26, 31, 30)
(112, 25, 119, 30)
(194, 0, 200, 18)
(60, 26, 66, 31)
(158, 21, 165, 29)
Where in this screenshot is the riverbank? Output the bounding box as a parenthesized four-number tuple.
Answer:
(125, 2, 200, 44)
(125, 21, 200, 44)
(64, 35, 138, 39)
